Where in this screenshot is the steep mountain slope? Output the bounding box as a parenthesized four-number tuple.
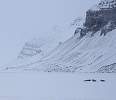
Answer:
(2, 0, 116, 73)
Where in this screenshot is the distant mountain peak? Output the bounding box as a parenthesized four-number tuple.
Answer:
(18, 38, 45, 59)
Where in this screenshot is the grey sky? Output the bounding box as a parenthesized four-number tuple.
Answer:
(0, 0, 98, 66)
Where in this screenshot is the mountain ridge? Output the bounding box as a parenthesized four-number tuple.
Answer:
(2, 0, 116, 73)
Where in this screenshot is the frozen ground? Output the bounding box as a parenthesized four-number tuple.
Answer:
(0, 73, 115, 100)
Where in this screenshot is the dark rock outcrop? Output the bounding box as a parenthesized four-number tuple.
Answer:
(74, 0, 116, 37)
(85, 8, 116, 33)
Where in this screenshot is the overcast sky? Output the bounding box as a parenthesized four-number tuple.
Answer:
(0, 0, 98, 66)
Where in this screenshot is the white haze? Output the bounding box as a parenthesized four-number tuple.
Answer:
(0, 0, 98, 65)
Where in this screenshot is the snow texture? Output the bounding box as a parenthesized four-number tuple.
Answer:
(1, 0, 116, 73)
(90, 0, 116, 11)
(0, 73, 115, 100)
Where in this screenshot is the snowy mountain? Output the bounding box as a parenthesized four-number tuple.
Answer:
(2, 0, 116, 73)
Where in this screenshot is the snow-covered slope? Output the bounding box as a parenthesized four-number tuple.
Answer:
(2, 0, 116, 73)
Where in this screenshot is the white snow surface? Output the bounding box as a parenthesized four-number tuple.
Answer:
(2, 29, 116, 73)
(0, 73, 115, 100)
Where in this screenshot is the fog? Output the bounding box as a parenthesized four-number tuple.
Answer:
(0, 0, 98, 65)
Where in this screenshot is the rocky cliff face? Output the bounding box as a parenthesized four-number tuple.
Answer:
(75, 0, 116, 37)
(85, 8, 116, 34)
(96, 0, 116, 9)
